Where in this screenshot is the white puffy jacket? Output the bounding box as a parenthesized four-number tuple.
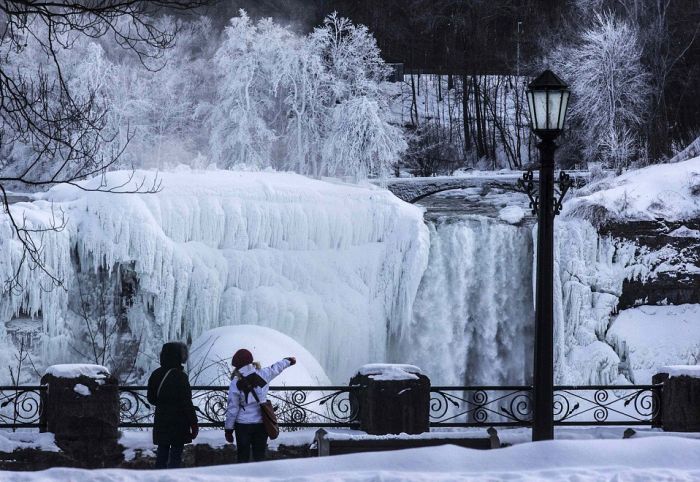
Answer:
(224, 359, 291, 429)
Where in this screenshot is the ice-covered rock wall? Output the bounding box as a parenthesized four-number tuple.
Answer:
(393, 215, 534, 385)
(0, 169, 429, 383)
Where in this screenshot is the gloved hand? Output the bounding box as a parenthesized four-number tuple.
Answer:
(225, 429, 234, 444)
(190, 423, 199, 440)
(286, 357, 297, 365)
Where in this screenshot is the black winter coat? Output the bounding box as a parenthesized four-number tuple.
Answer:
(147, 344, 198, 446)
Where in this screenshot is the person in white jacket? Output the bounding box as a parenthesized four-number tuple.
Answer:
(224, 348, 295, 462)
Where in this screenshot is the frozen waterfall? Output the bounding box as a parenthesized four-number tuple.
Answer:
(393, 215, 534, 386)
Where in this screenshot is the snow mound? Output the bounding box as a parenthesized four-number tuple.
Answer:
(44, 364, 110, 379)
(358, 363, 421, 381)
(565, 156, 700, 222)
(659, 365, 700, 379)
(498, 205, 525, 224)
(189, 325, 330, 386)
(607, 304, 700, 383)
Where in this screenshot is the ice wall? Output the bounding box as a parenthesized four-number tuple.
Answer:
(393, 215, 534, 385)
(0, 169, 429, 383)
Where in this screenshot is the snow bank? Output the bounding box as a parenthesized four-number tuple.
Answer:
(659, 365, 700, 379)
(0, 168, 429, 383)
(565, 156, 700, 222)
(4, 437, 700, 480)
(358, 363, 421, 381)
(44, 364, 110, 379)
(607, 305, 700, 383)
(0, 432, 59, 454)
(189, 325, 330, 385)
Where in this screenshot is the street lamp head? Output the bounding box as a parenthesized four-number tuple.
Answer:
(526, 70, 570, 140)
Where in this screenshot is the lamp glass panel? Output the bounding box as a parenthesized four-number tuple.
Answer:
(556, 91, 570, 130)
(546, 91, 564, 130)
(532, 90, 549, 130)
(527, 91, 537, 130)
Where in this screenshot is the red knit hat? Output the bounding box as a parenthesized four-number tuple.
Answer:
(231, 349, 253, 369)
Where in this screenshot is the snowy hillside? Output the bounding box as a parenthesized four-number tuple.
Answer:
(0, 168, 429, 383)
(565, 157, 700, 223)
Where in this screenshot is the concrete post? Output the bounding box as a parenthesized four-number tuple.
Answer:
(349, 364, 430, 435)
(653, 366, 700, 432)
(41, 364, 122, 467)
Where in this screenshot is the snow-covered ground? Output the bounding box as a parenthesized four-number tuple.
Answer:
(607, 305, 700, 383)
(3, 437, 700, 481)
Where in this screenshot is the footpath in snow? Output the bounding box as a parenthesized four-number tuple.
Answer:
(2, 437, 699, 481)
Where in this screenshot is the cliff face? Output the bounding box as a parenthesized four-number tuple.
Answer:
(601, 219, 700, 310)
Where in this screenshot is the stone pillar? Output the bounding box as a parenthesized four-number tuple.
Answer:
(349, 364, 430, 435)
(653, 366, 700, 432)
(41, 364, 122, 467)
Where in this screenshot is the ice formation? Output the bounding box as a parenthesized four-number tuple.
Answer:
(0, 168, 429, 383)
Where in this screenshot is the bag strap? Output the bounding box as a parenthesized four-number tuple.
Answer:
(157, 368, 175, 399)
(234, 368, 264, 405)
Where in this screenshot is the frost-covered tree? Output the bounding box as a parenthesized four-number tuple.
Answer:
(323, 97, 406, 179)
(210, 12, 292, 169)
(551, 13, 651, 171)
(210, 11, 404, 179)
(0, 1, 209, 290)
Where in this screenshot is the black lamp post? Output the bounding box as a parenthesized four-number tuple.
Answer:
(518, 70, 572, 442)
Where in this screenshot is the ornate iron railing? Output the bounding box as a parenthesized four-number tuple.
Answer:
(428, 385, 661, 427)
(0, 386, 44, 429)
(429, 386, 533, 427)
(0, 384, 660, 430)
(119, 386, 360, 429)
(553, 385, 661, 426)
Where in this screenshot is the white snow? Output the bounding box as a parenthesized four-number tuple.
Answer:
(498, 205, 525, 224)
(565, 156, 700, 222)
(44, 364, 110, 380)
(358, 363, 421, 381)
(3, 437, 700, 480)
(668, 226, 700, 238)
(0, 431, 59, 453)
(189, 325, 330, 385)
(607, 304, 700, 383)
(73, 384, 91, 396)
(1, 168, 429, 383)
(658, 365, 700, 379)
(119, 429, 319, 461)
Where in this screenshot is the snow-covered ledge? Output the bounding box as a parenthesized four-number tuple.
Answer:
(658, 365, 700, 379)
(358, 363, 422, 381)
(44, 364, 110, 380)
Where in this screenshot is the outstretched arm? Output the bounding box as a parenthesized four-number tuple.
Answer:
(259, 358, 295, 383)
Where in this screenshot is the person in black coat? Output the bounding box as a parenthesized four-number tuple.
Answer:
(147, 342, 199, 469)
